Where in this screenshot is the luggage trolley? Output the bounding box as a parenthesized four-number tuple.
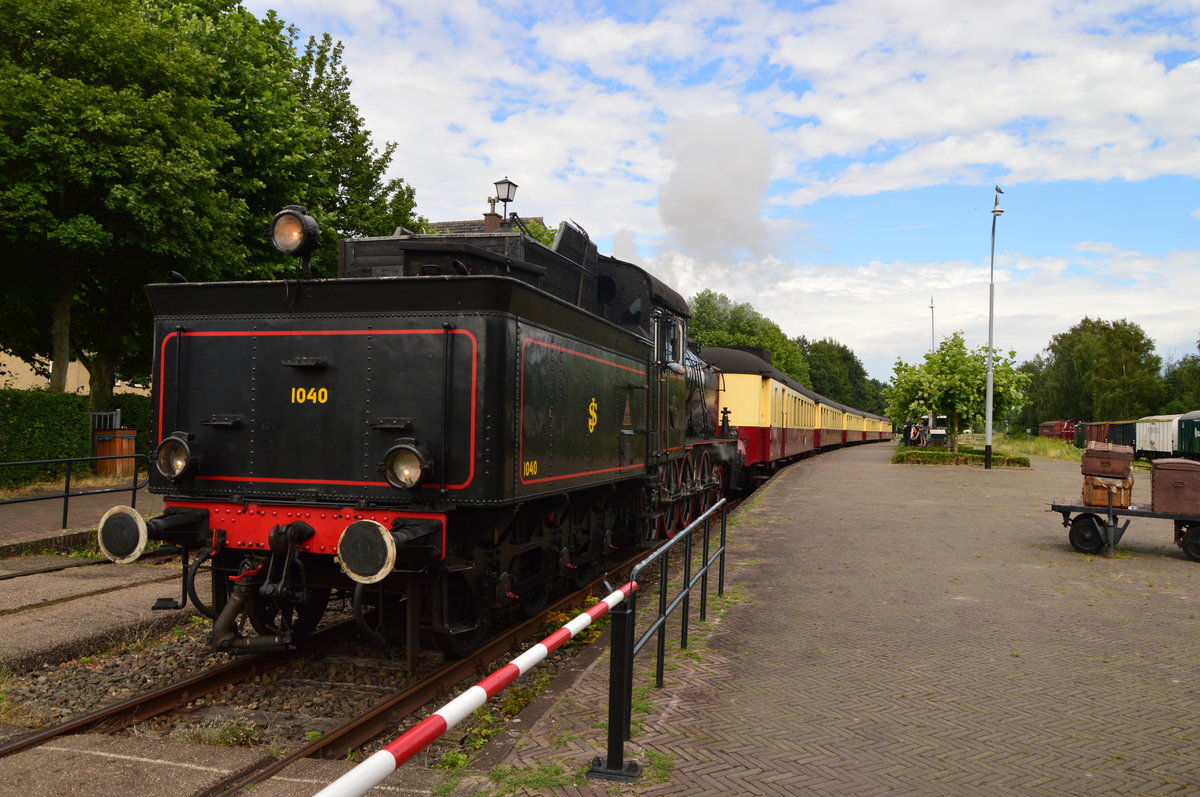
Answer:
(1049, 497, 1200, 561)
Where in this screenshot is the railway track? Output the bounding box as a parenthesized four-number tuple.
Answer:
(212, 553, 644, 795)
(0, 550, 646, 791)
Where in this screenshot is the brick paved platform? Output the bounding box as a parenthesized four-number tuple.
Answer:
(0, 487, 162, 557)
(438, 442, 1200, 796)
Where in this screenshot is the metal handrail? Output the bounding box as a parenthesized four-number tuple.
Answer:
(589, 497, 728, 782)
(0, 454, 151, 530)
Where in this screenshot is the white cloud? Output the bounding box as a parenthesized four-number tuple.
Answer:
(240, 0, 1200, 381)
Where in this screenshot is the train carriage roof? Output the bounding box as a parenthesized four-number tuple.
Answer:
(699, 345, 887, 421)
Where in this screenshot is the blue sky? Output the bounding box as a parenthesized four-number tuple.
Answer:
(244, 0, 1200, 381)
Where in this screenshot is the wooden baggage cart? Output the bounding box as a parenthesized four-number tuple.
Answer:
(1049, 496, 1200, 561)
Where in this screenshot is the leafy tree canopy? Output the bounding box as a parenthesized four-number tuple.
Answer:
(0, 0, 425, 408)
(886, 331, 1030, 451)
(798, 336, 885, 414)
(1036, 317, 1163, 422)
(1162, 354, 1200, 414)
(688, 290, 811, 386)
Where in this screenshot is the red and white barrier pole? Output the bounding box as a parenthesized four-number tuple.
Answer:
(314, 582, 637, 797)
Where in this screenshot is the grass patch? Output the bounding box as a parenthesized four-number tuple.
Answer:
(542, 596, 610, 646)
(988, 435, 1082, 461)
(644, 749, 674, 783)
(181, 719, 262, 747)
(0, 667, 40, 726)
(486, 762, 587, 795)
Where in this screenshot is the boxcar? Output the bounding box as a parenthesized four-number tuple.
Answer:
(1177, 411, 1200, 459)
(1136, 414, 1184, 459)
(1109, 421, 1137, 449)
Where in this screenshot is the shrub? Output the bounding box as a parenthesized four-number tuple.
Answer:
(891, 448, 1029, 468)
(0, 389, 91, 487)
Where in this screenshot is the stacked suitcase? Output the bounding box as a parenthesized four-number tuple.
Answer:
(1151, 458, 1200, 513)
(1081, 441, 1134, 508)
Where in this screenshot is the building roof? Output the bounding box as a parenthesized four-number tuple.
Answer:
(428, 217, 546, 234)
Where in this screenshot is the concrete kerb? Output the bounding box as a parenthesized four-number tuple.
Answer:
(0, 528, 97, 560)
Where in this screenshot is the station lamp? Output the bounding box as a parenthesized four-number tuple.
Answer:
(494, 177, 518, 219)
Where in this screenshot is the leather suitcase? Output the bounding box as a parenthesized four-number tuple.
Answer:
(1151, 459, 1200, 514)
(1082, 474, 1133, 508)
(1081, 441, 1134, 478)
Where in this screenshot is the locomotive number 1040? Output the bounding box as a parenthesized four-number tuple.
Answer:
(291, 387, 329, 404)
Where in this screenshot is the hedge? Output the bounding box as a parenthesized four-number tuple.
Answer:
(890, 448, 1030, 468)
(0, 389, 153, 488)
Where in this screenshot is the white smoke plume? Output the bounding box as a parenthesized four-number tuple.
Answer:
(658, 114, 772, 260)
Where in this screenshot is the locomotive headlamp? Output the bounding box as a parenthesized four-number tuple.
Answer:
(383, 440, 431, 489)
(268, 205, 320, 279)
(268, 206, 320, 257)
(154, 434, 196, 480)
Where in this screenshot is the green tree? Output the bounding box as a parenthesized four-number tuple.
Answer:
(688, 290, 810, 386)
(800, 336, 886, 414)
(1013, 355, 1049, 434)
(518, 218, 557, 247)
(296, 33, 425, 275)
(886, 331, 1029, 451)
(0, 0, 242, 397)
(0, 1, 427, 408)
(1041, 318, 1163, 421)
(1163, 355, 1200, 414)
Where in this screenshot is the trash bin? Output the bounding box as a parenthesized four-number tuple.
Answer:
(94, 428, 137, 477)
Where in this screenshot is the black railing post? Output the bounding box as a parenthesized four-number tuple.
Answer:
(681, 529, 692, 649)
(587, 497, 728, 784)
(129, 458, 141, 509)
(588, 598, 642, 782)
(61, 460, 73, 530)
(700, 513, 710, 622)
(656, 554, 668, 689)
(718, 502, 727, 595)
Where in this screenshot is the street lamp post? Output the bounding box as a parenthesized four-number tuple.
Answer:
(494, 177, 518, 226)
(929, 297, 935, 431)
(984, 187, 1004, 470)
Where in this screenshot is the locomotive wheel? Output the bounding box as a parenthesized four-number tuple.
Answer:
(1181, 526, 1200, 562)
(1068, 514, 1105, 554)
(676, 455, 697, 532)
(248, 587, 331, 639)
(694, 451, 717, 516)
(658, 462, 682, 538)
(633, 491, 656, 544)
(659, 497, 679, 538)
(433, 623, 489, 658)
(519, 580, 550, 617)
(705, 460, 724, 514)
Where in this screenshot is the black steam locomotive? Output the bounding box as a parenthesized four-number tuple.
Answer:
(98, 206, 739, 656)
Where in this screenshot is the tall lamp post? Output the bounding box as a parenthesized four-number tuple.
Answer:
(929, 297, 935, 431)
(984, 186, 1004, 470)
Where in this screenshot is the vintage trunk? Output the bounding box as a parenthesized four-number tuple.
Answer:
(1080, 441, 1134, 479)
(1082, 474, 1134, 509)
(1151, 458, 1200, 514)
